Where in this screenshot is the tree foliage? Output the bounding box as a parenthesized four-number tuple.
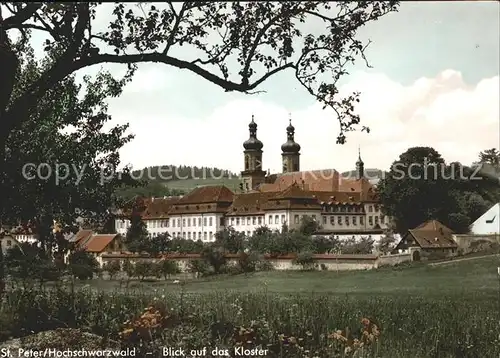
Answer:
(378, 146, 500, 234)
(67, 249, 99, 280)
(0, 0, 399, 291)
(125, 212, 149, 253)
(1, 2, 398, 146)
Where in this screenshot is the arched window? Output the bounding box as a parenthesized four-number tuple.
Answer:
(244, 155, 250, 170)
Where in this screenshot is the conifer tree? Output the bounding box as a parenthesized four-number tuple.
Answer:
(125, 212, 149, 253)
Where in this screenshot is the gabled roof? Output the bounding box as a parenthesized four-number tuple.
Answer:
(405, 220, 457, 249)
(143, 196, 181, 219)
(71, 229, 94, 244)
(79, 234, 120, 253)
(414, 219, 453, 233)
(176, 185, 234, 204)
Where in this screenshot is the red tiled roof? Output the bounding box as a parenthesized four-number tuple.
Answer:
(143, 196, 181, 219)
(176, 185, 234, 204)
(80, 234, 120, 253)
(74, 229, 94, 244)
(404, 220, 457, 249)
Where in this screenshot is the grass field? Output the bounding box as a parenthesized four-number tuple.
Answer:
(2, 256, 499, 357)
(83, 255, 500, 296)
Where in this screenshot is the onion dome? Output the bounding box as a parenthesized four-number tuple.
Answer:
(281, 117, 300, 153)
(243, 115, 263, 150)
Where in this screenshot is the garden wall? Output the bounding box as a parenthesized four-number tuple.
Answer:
(99, 252, 410, 272)
(453, 234, 500, 254)
(376, 253, 412, 267)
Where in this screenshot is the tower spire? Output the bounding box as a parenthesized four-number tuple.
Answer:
(356, 145, 364, 179)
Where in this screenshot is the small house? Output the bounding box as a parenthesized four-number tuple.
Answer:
(394, 220, 458, 260)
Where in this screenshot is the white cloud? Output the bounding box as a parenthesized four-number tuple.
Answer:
(110, 69, 499, 174)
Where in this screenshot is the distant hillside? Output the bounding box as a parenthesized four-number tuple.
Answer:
(116, 165, 240, 199)
(116, 166, 390, 200)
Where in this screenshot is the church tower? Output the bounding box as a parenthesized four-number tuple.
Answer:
(241, 115, 266, 191)
(356, 146, 365, 179)
(281, 116, 301, 173)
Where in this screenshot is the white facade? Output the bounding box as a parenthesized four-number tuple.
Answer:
(115, 203, 391, 240)
(115, 213, 223, 242)
(469, 203, 500, 235)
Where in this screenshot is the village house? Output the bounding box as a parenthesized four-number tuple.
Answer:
(114, 116, 392, 242)
(65, 231, 125, 266)
(393, 220, 458, 260)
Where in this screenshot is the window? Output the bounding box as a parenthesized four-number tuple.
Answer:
(188, 232, 191, 239)
(340, 206, 345, 212)
(198, 218, 202, 226)
(247, 231, 251, 236)
(220, 217, 225, 226)
(172, 220, 176, 228)
(182, 219, 186, 227)
(268, 216, 272, 224)
(353, 217, 357, 225)
(166, 219, 170, 228)
(203, 217, 207, 226)
(187, 218, 191, 226)
(258, 217, 262, 225)
(236, 217, 240, 225)
(323, 216, 327, 224)
(360, 216, 364, 225)
(274, 215, 279, 224)
(338, 216, 342, 225)
(198, 232, 201, 239)
(369, 206, 373, 212)
(177, 219, 180, 227)
(369, 216, 373, 225)
(247, 217, 251, 225)
(345, 216, 350, 225)
(209, 232, 213, 240)
(204, 232, 207, 240)
(252, 217, 256, 225)
(375, 216, 379, 224)
(330, 216, 335, 225)
(209, 217, 213, 226)
(294, 215, 299, 224)
(182, 232, 186, 239)
(231, 218, 235, 225)
(193, 218, 196, 227)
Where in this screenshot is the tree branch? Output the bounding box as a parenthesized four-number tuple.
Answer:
(2, 3, 43, 29)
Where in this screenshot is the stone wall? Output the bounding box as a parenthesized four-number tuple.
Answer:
(377, 253, 412, 267)
(99, 252, 411, 272)
(453, 234, 500, 254)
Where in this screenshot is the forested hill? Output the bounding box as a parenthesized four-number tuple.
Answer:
(116, 165, 239, 200)
(130, 165, 237, 183)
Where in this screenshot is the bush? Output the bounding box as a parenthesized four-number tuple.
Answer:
(237, 252, 261, 273)
(256, 260, 274, 272)
(67, 250, 99, 280)
(188, 259, 210, 277)
(157, 260, 180, 279)
(134, 261, 156, 281)
(103, 261, 121, 279)
(294, 251, 315, 270)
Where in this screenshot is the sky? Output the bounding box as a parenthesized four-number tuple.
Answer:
(20, 2, 500, 174)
